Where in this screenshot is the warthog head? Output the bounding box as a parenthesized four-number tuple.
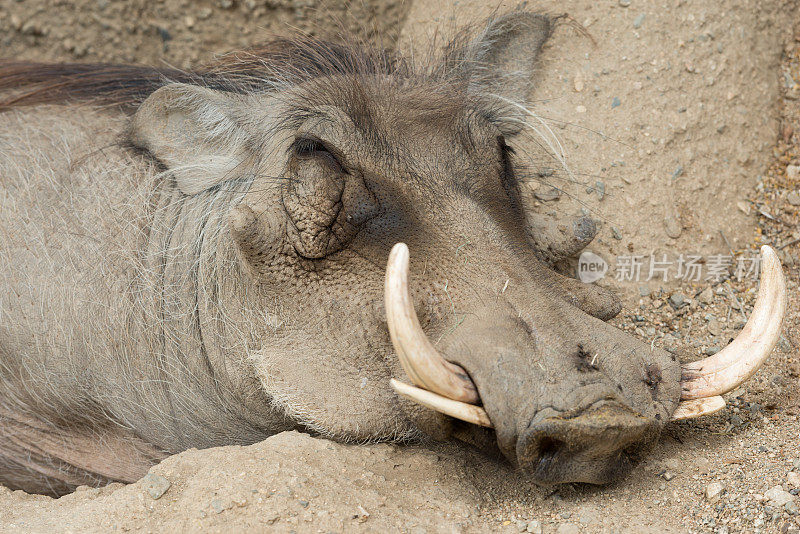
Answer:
(3, 11, 785, 486)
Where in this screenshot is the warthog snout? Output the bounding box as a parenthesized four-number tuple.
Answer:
(388, 243, 786, 484)
(518, 401, 658, 485)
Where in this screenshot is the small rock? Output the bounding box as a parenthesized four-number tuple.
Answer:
(611, 96, 621, 108)
(669, 293, 686, 309)
(788, 472, 800, 488)
(633, 13, 645, 28)
(788, 191, 800, 206)
(211, 498, 232, 514)
(619, 0, 631, 6)
(534, 187, 561, 202)
(555, 524, 580, 534)
(594, 180, 606, 200)
(663, 471, 675, 481)
(737, 200, 751, 215)
(611, 226, 623, 240)
(787, 165, 800, 180)
(707, 319, 723, 336)
(787, 500, 799, 515)
(705, 482, 725, 502)
(527, 520, 542, 534)
(664, 215, 682, 238)
(698, 287, 714, 304)
(698, 457, 715, 472)
(639, 286, 651, 297)
(764, 485, 795, 507)
(141, 473, 171, 500)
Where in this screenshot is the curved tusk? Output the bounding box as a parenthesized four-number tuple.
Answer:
(385, 243, 480, 404)
(670, 396, 726, 421)
(681, 245, 787, 400)
(392, 379, 720, 425)
(391, 379, 492, 427)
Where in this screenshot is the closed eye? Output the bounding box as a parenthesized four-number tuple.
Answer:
(293, 137, 344, 172)
(499, 136, 516, 185)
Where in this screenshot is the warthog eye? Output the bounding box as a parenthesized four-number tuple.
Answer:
(293, 137, 343, 173)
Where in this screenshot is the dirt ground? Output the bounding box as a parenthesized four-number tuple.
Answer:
(1, 0, 800, 532)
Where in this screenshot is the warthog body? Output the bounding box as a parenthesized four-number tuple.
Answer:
(0, 12, 693, 496)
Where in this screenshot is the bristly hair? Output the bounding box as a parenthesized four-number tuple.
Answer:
(0, 11, 558, 114)
(0, 34, 425, 112)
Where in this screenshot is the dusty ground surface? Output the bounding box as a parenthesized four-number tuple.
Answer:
(1, 0, 800, 533)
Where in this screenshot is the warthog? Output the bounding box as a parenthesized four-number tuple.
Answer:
(0, 11, 786, 496)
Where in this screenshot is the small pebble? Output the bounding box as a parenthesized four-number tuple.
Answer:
(788, 472, 800, 488)
(141, 473, 171, 500)
(698, 287, 714, 304)
(555, 524, 580, 534)
(664, 215, 682, 238)
(633, 13, 645, 28)
(787, 165, 800, 180)
(619, 0, 631, 6)
(527, 520, 542, 534)
(788, 191, 800, 206)
(211, 498, 232, 514)
(611, 96, 621, 108)
(611, 226, 623, 240)
(595, 181, 606, 200)
(705, 482, 724, 502)
(764, 485, 795, 507)
(669, 293, 686, 309)
(534, 187, 561, 202)
(707, 319, 723, 336)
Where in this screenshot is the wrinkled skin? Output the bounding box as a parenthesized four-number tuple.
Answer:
(0, 12, 680, 496)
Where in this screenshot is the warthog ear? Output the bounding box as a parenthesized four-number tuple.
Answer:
(466, 12, 553, 130)
(129, 83, 252, 195)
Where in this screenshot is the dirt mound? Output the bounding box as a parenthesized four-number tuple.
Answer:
(0, 431, 486, 533)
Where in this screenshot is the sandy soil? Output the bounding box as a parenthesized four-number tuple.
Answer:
(1, 1, 799, 533)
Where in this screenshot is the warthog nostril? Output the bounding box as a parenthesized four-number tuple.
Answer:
(531, 437, 565, 474)
(517, 402, 659, 485)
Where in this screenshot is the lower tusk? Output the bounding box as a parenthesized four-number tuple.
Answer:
(385, 243, 480, 403)
(390, 379, 492, 427)
(670, 396, 726, 421)
(393, 379, 726, 425)
(680, 245, 787, 400)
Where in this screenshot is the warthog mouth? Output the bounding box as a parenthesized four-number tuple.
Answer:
(385, 242, 787, 464)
